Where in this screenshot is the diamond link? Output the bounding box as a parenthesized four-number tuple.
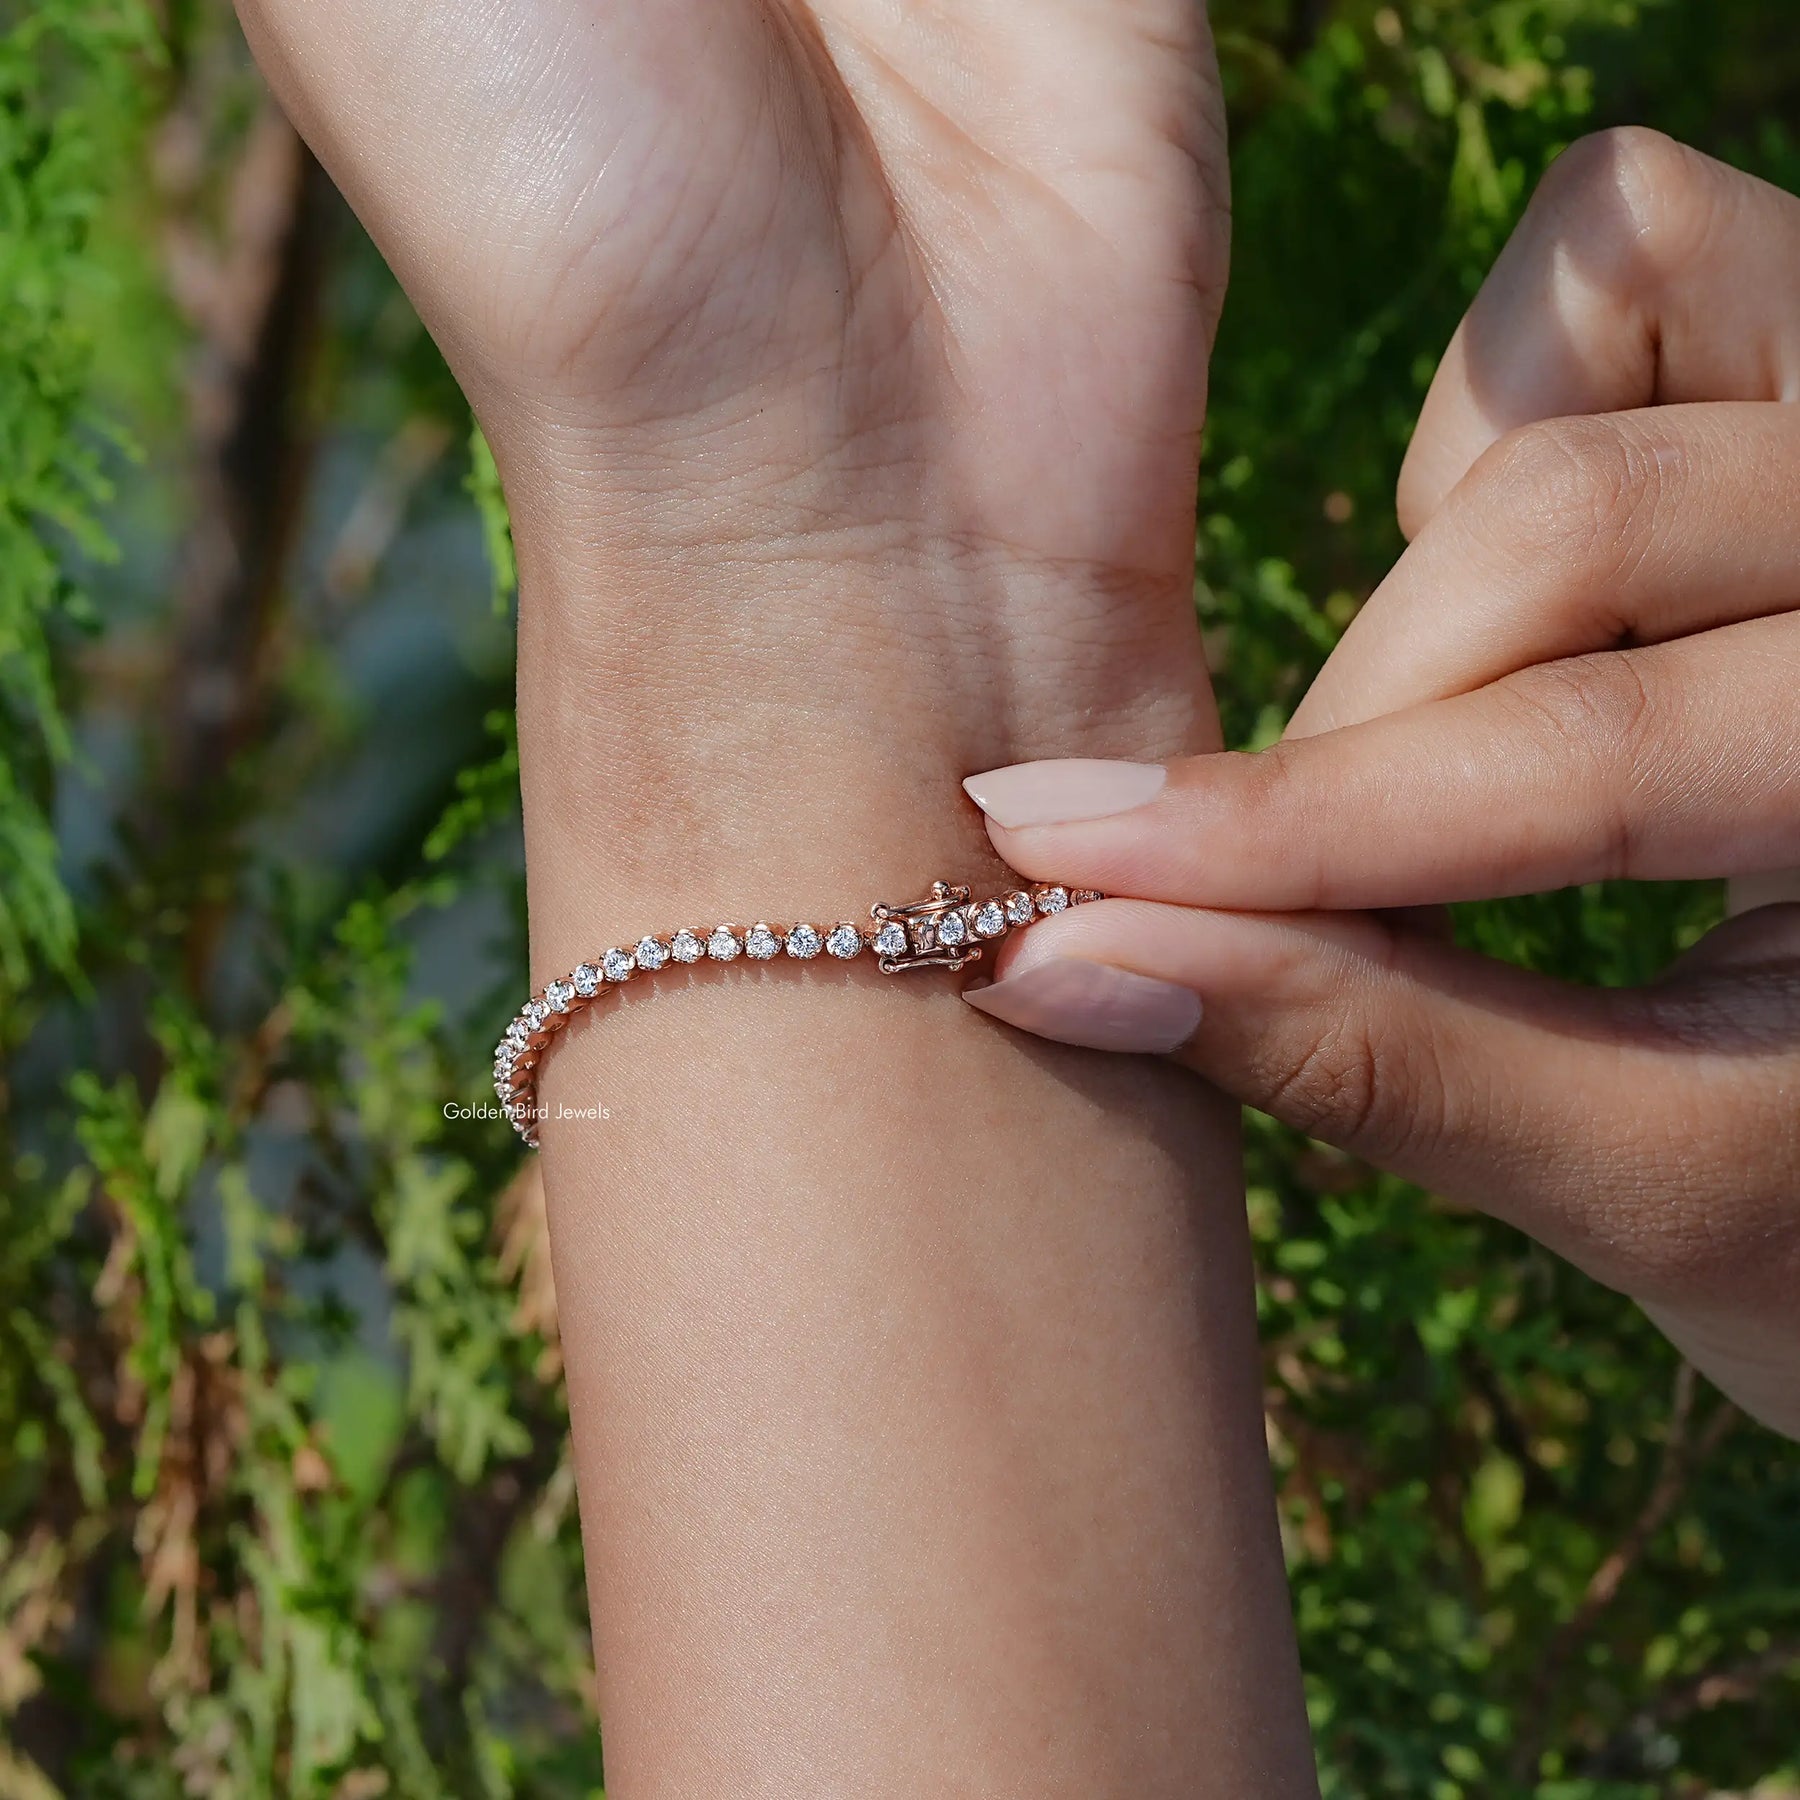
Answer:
(496, 876, 1099, 1144)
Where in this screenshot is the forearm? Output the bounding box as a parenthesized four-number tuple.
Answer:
(517, 527, 1317, 1796)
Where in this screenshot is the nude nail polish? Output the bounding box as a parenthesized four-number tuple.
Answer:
(962, 760, 1168, 830)
(964, 957, 1201, 1054)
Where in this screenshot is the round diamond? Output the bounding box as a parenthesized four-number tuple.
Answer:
(636, 935, 670, 972)
(546, 979, 576, 1014)
(1005, 890, 1036, 926)
(524, 999, 550, 1028)
(745, 924, 781, 961)
(1035, 886, 1070, 916)
(973, 900, 1007, 938)
(670, 929, 704, 965)
(785, 923, 823, 960)
(827, 923, 864, 960)
(707, 927, 742, 962)
(506, 1019, 530, 1047)
(935, 909, 969, 947)
(873, 921, 908, 958)
(602, 947, 636, 983)
(572, 962, 600, 997)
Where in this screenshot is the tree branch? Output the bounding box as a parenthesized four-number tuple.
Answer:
(151, 97, 336, 992)
(1511, 1364, 1738, 1778)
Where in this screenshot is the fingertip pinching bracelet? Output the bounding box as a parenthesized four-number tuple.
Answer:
(493, 878, 1101, 1148)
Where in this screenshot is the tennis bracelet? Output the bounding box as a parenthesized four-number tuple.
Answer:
(493, 878, 1101, 1148)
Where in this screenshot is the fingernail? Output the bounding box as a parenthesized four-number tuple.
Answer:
(964, 957, 1201, 1054)
(962, 759, 1167, 830)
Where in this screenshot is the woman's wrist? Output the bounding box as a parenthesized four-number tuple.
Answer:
(498, 410, 1218, 733)
(509, 501, 1213, 983)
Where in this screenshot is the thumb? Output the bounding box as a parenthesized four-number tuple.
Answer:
(965, 899, 1800, 1315)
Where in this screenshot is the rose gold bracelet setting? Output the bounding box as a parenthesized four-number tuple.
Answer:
(492, 878, 1101, 1148)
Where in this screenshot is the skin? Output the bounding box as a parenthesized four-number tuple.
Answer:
(972, 130, 1800, 1440)
(230, 1, 1319, 1794)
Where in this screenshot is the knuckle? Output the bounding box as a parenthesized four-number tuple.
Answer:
(1536, 126, 1720, 284)
(1499, 651, 1660, 877)
(1459, 414, 1667, 593)
(1505, 649, 1655, 759)
(1236, 746, 1329, 907)
(1257, 1003, 1448, 1164)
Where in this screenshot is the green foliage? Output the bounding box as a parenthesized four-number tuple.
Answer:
(1207, 2, 1800, 1791)
(2, 2, 1797, 1796)
(0, 0, 157, 987)
(465, 428, 517, 618)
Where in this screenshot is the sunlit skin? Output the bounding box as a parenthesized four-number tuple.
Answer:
(976, 131, 1800, 1441)
(234, 0, 1228, 764)
(228, 0, 1795, 1781)
(231, 3, 1322, 1795)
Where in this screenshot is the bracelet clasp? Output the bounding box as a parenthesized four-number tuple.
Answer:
(871, 880, 984, 974)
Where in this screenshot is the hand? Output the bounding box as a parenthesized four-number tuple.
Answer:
(233, 0, 1232, 924)
(957, 129, 1800, 1438)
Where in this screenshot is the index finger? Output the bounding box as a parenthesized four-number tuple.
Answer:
(969, 612, 1800, 911)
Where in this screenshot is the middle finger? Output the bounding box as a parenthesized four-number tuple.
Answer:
(1293, 400, 1800, 736)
